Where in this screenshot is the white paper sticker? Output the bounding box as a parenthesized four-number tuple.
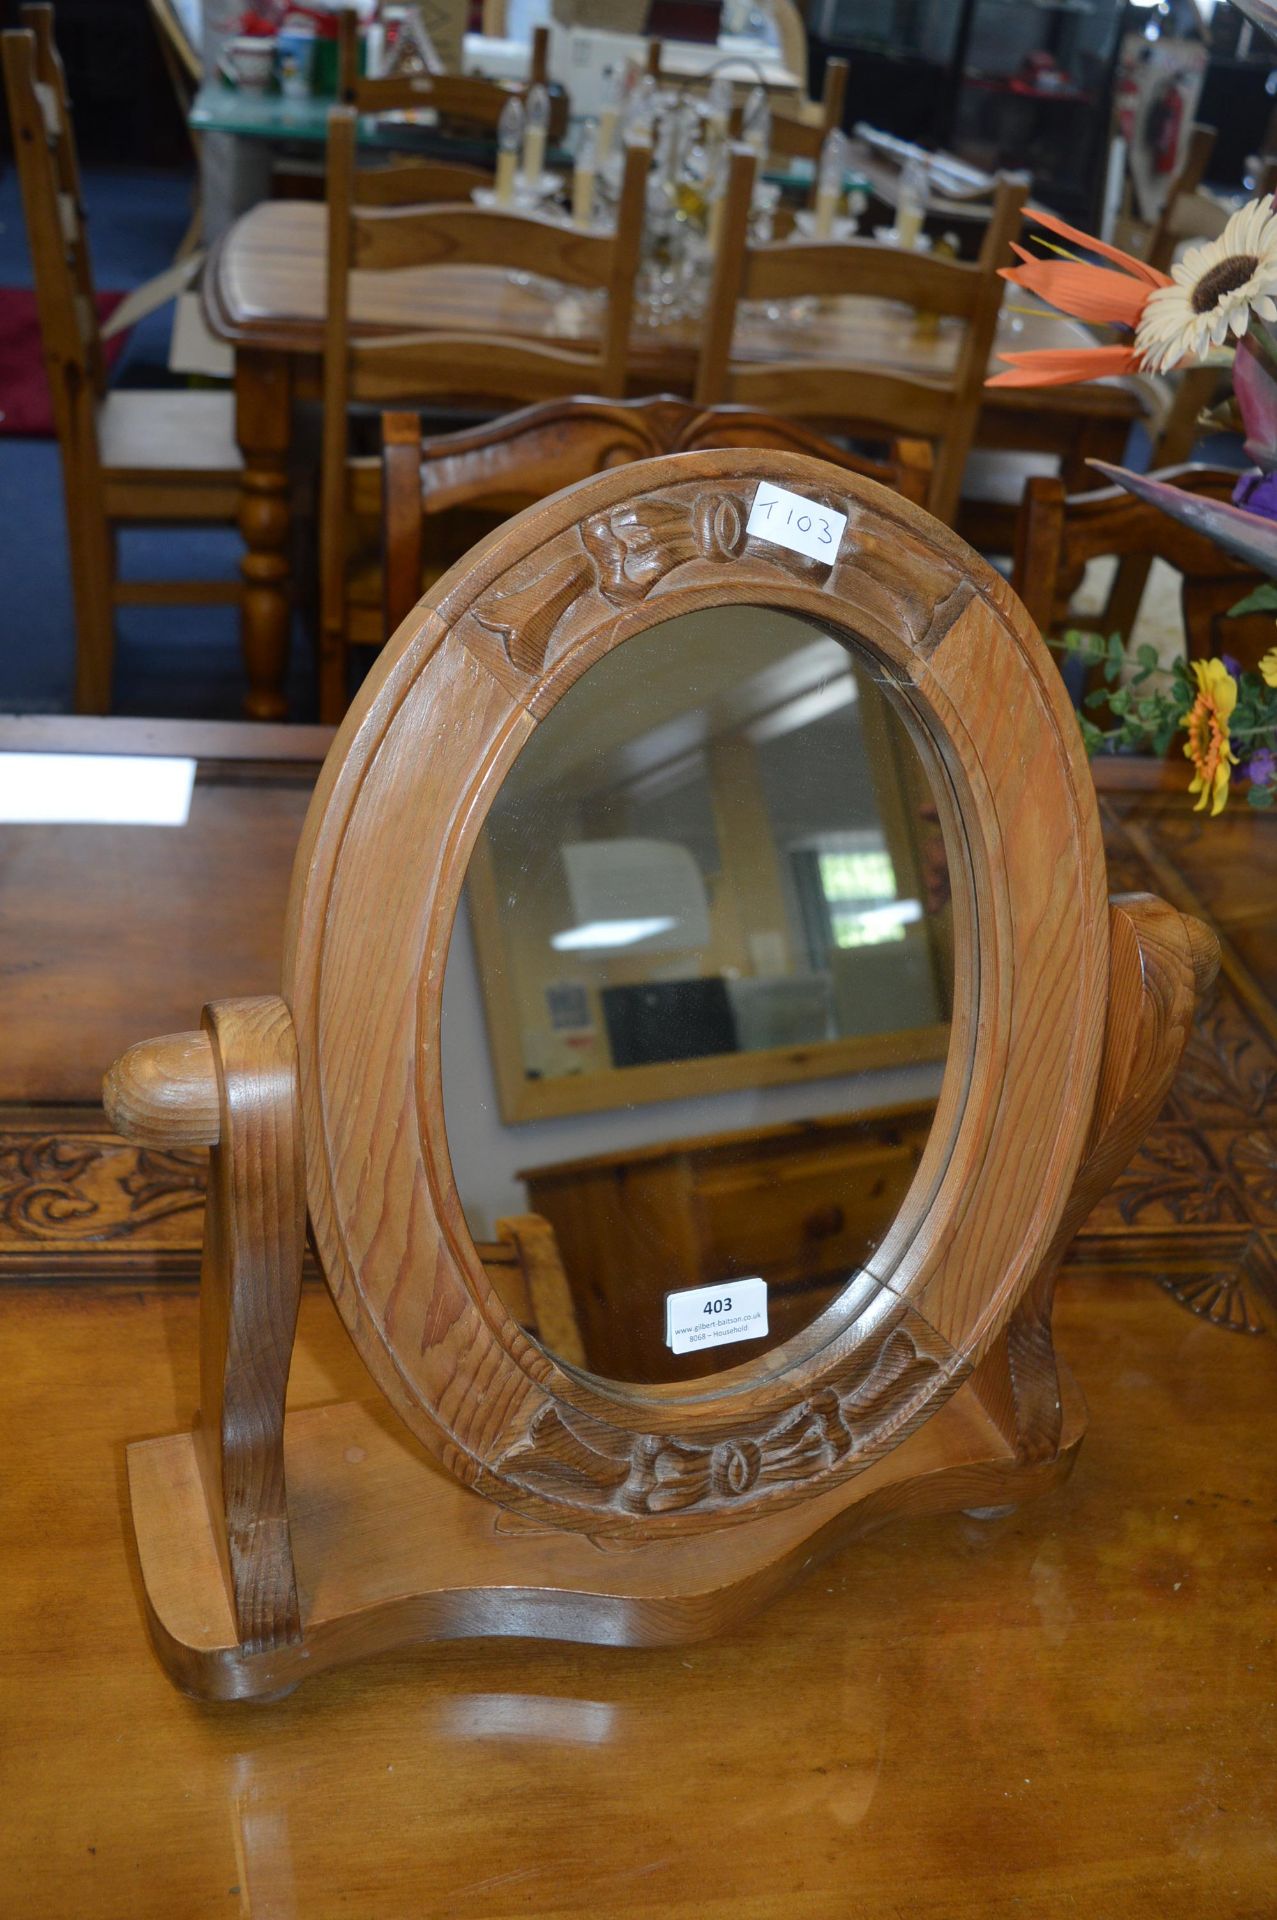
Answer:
(746, 483, 847, 565)
(665, 1278, 769, 1356)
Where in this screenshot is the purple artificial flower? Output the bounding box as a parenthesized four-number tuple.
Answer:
(1247, 747, 1277, 786)
(1222, 653, 1243, 679)
(1231, 468, 1277, 520)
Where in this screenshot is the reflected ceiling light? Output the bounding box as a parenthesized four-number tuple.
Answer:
(745, 673, 857, 746)
(551, 916, 676, 952)
(0, 753, 196, 825)
(441, 1693, 616, 1744)
(854, 898, 923, 937)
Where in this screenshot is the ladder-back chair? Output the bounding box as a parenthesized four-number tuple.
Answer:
(373, 396, 933, 642)
(695, 144, 1028, 525)
(2, 11, 241, 715)
(730, 57, 849, 170)
(337, 15, 566, 139)
(1012, 464, 1274, 676)
(318, 108, 649, 719)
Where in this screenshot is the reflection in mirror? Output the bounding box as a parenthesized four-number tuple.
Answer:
(442, 609, 956, 1387)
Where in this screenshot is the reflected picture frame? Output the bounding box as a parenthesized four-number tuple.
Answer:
(460, 607, 955, 1125)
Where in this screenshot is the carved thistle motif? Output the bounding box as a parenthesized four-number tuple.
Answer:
(460, 480, 975, 689)
(496, 1320, 960, 1518)
(581, 493, 747, 603)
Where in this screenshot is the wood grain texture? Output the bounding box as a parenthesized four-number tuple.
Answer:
(521, 1107, 937, 1382)
(351, 155, 493, 208)
(2, 15, 241, 716)
(283, 447, 1111, 1542)
(6, 1265, 1275, 1916)
(336, 7, 566, 136)
(102, 1031, 219, 1147)
(1011, 463, 1276, 676)
(377, 397, 932, 644)
(195, 996, 306, 1655)
(319, 114, 649, 718)
(128, 1356, 1084, 1701)
(203, 188, 1144, 718)
(695, 147, 1029, 523)
(973, 894, 1217, 1463)
(0, 737, 320, 1106)
(203, 196, 1145, 422)
(3, 739, 1268, 1360)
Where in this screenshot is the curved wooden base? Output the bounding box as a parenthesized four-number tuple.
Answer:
(127, 1364, 1086, 1702)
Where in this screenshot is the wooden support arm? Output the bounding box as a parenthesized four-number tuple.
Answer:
(103, 1028, 221, 1146)
(974, 892, 1219, 1463)
(107, 999, 306, 1663)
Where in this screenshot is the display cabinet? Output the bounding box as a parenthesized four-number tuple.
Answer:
(811, 0, 1129, 225)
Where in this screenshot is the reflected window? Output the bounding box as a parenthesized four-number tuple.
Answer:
(794, 837, 909, 957)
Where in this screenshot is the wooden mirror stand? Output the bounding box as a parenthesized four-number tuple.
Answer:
(104, 452, 1217, 1701)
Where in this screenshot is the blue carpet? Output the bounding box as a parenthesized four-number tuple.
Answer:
(0, 164, 315, 719)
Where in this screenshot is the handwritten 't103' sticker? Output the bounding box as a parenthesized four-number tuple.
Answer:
(745, 482, 848, 565)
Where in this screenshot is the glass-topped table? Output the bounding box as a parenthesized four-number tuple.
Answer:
(190, 79, 870, 202)
(190, 80, 572, 167)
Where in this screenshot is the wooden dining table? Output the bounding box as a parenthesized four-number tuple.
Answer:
(202, 200, 1153, 719)
(1, 721, 1274, 1916)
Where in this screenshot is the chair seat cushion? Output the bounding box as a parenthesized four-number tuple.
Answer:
(98, 389, 241, 478)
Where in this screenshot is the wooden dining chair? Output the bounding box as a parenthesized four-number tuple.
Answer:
(318, 108, 650, 720)
(1012, 464, 1274, 675)
(337, 15, 566, 139)
(350, 152, 495, 207)
(2, 13, 241, 715)
(145, 0, 203, 259)
(694, 144, 1028, 526)
(482, 1213, 586, 1370)
(370, 395, 932, 646)
(730, 58, 849, 169)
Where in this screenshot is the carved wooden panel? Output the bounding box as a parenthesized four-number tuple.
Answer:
(1073, 793, 1277, 1337)
(0, 1122, 207, 1274)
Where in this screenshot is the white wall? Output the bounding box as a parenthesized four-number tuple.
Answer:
(441, 893, 947, 1238)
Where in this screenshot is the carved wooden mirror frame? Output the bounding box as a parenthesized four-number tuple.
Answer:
(107, 451, 1216, 1699)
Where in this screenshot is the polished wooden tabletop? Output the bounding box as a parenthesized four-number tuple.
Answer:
(3, 1264, 1274, 1919)
(203, 199, 1148, 421)
(2, 733, 1275, 1915)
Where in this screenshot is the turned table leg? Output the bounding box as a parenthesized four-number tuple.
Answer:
(234, 349, 294, 722)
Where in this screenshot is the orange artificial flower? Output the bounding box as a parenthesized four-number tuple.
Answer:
(1182, 658, 1239, 815)
(987, 208, 1172, 390)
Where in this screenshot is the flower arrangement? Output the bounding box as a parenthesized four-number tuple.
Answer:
(985, 0, 1277, 816)
(1061, 630, 1277, 814)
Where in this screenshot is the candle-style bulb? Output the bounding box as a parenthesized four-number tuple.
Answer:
(524, 82, 549, 135)
(598, 65, 624, 159)
(741, 85, 770, 161)
(498, 94, 524, 153)
(897, 153, 929, 250)
(814, 126, 849, 239)
(496, 95, 524, 206)
(573, 118, 598, 228)
(705, 72, 732, 133)
(521, 81, 549, 185)
(624, 72, 657, 143)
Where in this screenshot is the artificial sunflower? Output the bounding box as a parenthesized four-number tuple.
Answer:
(1136, 199, 1277, 372)
(986, 207, 1170, 389)
(1182, 658, 1240, 816)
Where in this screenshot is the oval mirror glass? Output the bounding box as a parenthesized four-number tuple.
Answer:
(442, 608, 957, 1386)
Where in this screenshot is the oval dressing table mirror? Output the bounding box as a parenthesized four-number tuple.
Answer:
(104, 451, 1217, 1700)
(443, 606, 956, 1386)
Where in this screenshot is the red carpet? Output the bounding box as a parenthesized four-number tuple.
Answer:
(0, 287, 130, 435)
